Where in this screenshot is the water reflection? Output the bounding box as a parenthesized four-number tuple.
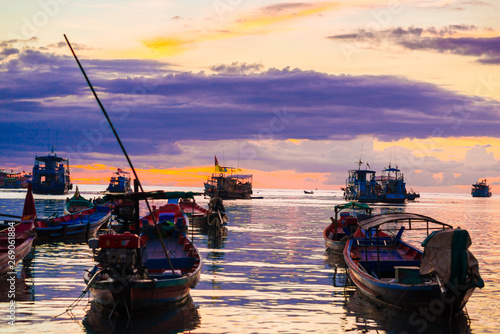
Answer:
(0, 255, 35, 302)
(0, 188, 498, 333)
(83, 296, 200, 334)
(345, 290, 472, 334)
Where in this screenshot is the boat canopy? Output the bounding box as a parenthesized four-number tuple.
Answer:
(357, 213, 453, 231)
(334, 202, 371, 211)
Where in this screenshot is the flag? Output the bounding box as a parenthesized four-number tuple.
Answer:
(215, 156, 226, 172)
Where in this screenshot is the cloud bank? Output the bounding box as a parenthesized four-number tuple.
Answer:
(329, 25, 500, 64)
(1, 43, 499, 177)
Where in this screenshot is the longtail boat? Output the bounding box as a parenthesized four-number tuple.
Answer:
(344, 213, 484, 317)
(64, 186, 94, 214)
(323, 202, 371, 253)
(83, 190, 202, 315)
(35, 205, 111, 242)
(65, 36, 202, 316)
(0, 184, 37, 275)
(179, 197, 227, 231)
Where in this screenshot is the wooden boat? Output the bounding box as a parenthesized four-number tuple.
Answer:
(35, 206, 111, 242)
(0, 184, 37, 275)
(105, 168, 132, 194)
(84, 191, 202, 315)
(323, 202, 372, 253)
(344, 213, 484, 317)
(64, 186, 94, 214)
(0, 169, 31, 189)
(32, 147, 72, 195)
(304, 190, 314, 194)
(204, 156, 252, 200)
(471, 179, 492, 197)
(179, 197, 228, 231)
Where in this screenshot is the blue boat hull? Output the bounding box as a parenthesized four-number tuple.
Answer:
(35, 210, 111, 242)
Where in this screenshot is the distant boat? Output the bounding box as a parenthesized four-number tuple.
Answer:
(344, 213, 484, 317)
(304, 190, 314, 194)
(406, 189, 420, 201)
(0, 169, 31, 189)
(32, 147, 72, 195)
(204, 156, 252, 200)
(64, 186, 95, 214)
(0, 184, 37, 275)
(84, 191, 202, 314)
(471, 179, 492, 197)
(343, 161, 379, 203)
(323, 202, 372, 253)
(376, 164, 406, 204)
(105, 168, 132, 194)
(35, 205, 111, 242)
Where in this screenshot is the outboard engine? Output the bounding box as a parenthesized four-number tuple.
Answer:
(420, 229, 484, 290)
(89, 232, 141, 276)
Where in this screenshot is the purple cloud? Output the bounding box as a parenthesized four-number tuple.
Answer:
(328, 25, 500, 64)
(1, 45, 500, 168)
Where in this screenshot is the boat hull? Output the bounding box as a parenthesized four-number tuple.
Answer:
(86, 268, 201, 313)
(0, 221, 36, 276)
(344, 239, 474, 317)
(204, 189, 251, 200)
(35, 209, 111, 242)
(85, 203, 203, 314)
(323, 225, 347, 253)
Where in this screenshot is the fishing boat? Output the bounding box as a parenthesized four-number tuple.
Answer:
(32, 147, 72, 195)
(343, 161, 380, 203)
(471, 179, 492, 197)
(304, 190, 314, 194)
(0, 169, 31, 189)
(323, 202, 372, 253)
(0, 184, 37, 275)
(406, 189, 420, 201)
(83, 190, 202, 314)
(105, 168, 132, 194)
(65, 36, 202, 316)
(204, 156, 252, 200)
(64, 186, 94, 214)
(35, 205, 111, 242)
(344, 213, 484, 317)
(376, 164, 406, 203)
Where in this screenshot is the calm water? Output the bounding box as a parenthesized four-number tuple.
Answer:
(0, 186, 499, 333)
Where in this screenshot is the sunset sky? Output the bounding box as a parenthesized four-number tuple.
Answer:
(1, 0, 499, 192)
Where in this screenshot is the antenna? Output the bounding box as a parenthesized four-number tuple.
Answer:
(64, 35, 173, 268)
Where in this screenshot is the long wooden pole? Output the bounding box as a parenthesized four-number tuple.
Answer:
(64, 35, 174, 273)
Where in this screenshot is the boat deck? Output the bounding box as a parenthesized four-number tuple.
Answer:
(143, 235, 191, 260)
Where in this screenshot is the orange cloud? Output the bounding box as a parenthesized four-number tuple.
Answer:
(142, 1, 373, 56)
(70, 163, 335, 190)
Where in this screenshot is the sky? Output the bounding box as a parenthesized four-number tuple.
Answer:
(1, 0, 500, 192)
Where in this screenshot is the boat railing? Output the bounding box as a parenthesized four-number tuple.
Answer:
(33, 166, 67, 172)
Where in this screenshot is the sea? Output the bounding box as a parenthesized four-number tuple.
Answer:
(0, 186, 499, 334)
